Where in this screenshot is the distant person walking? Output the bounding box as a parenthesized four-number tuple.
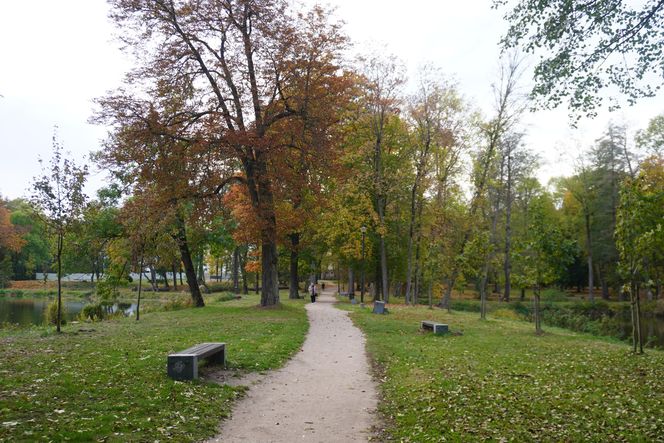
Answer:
(309, 282, 318, 303)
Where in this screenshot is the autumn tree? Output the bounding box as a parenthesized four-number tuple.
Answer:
(31, 134, 88, 332)
(0, 199, 26, 287)
(403, 69, 472, 305)
(5, 199, 50, 280)
(104, 0, 349, 307)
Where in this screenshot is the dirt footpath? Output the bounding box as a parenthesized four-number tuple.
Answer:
(207, 290, 378, 442)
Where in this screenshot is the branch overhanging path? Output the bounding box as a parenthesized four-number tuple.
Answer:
(208, 286, 378, 442)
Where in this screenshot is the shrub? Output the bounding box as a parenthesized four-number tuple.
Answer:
(163, 297, 193, 311)
(450, 299, 481, 312)
(216, 292, 239, 302)
(80, 303, 105, 321)
(493, 308, 521, 320)
(540, 288, 569, 302)
(44, 300, 67, 326)
(207, 282, 235, 293)
(96, 279, 119, 301)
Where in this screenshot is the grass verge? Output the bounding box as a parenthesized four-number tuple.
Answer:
(0, 294, 308, 442)
(340, 301, 664, 442)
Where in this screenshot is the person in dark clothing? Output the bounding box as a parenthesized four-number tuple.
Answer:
(309, 282, 318, 302)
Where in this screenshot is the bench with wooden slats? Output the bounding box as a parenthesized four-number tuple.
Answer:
(167, 342, 225, 380)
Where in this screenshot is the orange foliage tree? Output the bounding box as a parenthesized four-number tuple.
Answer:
(0, 200, 26, 287)
(104, 0, 351, 306)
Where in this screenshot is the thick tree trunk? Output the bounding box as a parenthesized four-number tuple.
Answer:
(245, 156, 279, 307)
(289, 233, 300, 299)
(261, 239, 279, 306)
(174, 216, 204, 307)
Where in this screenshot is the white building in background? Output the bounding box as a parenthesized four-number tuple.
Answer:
(35, 272, 195, 282)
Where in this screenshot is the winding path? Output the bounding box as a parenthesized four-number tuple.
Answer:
(207, 288, 378, 442)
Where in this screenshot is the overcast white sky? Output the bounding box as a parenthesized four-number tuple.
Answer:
(1, 0, 662, 200)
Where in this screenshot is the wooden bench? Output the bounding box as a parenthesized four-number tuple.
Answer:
(421, 321, 448, 335)
(167, 342, 226, 380)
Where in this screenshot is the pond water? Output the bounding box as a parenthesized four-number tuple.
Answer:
(613, 313, 664, 348)
(0, 297, 139, 326)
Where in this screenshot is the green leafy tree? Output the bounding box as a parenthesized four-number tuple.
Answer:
(616, 154, 664, 353)
(636, 114, 664, 156)
(524, 195, 575, 334)
(31, 134, 88, 332)
(495, 0, 664, 118)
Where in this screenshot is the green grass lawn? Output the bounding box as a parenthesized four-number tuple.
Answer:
(0, 294, 308, 442)
(341, 301, 664, 442)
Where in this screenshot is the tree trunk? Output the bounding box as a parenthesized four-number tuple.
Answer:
(56, 232, 63, 333)
(504, 151, 512, 302)
(241, 248, 248, 295)
(405, 181, 419, 305)
(172, 263, 178, 290)
(534, 285, 542, 334)
(173, 215, 204, 307)
(585, 212, 594, 302)
(136, 256, 143, 321)
(480, 266, 489, 321)
(232, 246, 240, 294)
(289, 233, 300, 299)
(379, 233, 389, 302)
(261, 239, 279, 306)
(348, 267, 355, 298)
(245, 156, 279, 307)
(630, 281, 637, 353)
(149, 266, 157, 292)
(635, 283, 643, 354)
(597, 265, 609, 300)
(442, 270, 458, 312)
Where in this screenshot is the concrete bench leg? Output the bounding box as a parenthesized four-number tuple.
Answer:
(209, 348, 226, 366)
(168, 356, 198, 380)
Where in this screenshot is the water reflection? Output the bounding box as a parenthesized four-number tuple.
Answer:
(0, 297, 138, 326)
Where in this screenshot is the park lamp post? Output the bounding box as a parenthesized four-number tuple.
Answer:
(360, 226, 367, 305)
